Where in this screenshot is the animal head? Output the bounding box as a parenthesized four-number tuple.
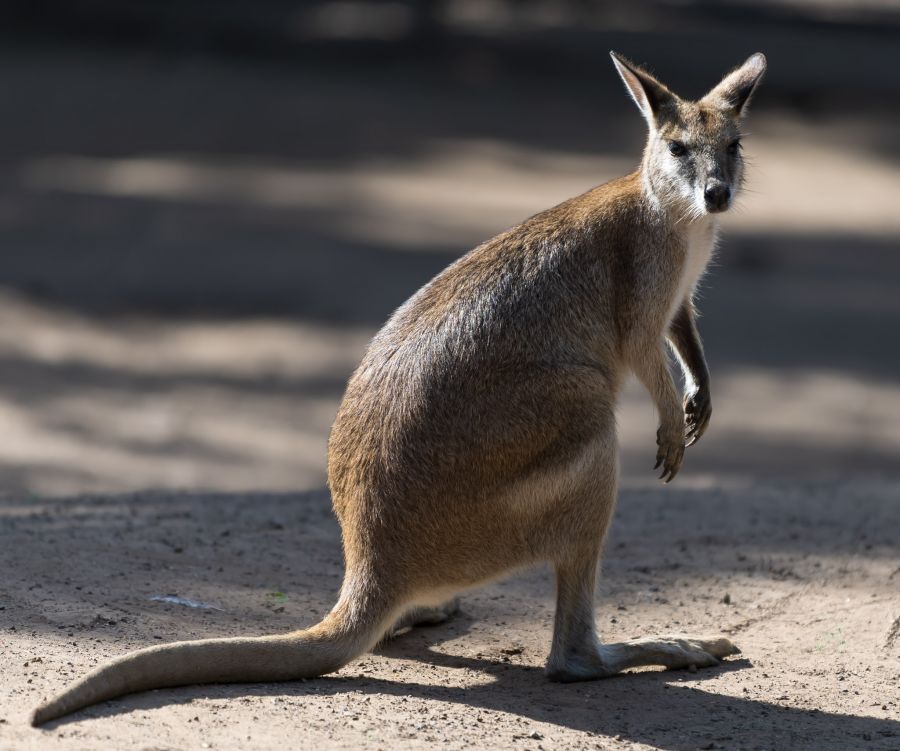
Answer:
(610, 51, 766, 218)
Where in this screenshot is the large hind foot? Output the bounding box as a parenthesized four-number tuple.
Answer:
(549, 547, 739, 682)
(388, 598, 461, 638)
(547, 634, 740, 682)
(610, 634, 740, 671)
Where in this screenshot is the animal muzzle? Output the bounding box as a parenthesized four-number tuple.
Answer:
(703, 182, 731, 213)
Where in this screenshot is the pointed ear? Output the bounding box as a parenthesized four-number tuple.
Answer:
(610, 51, 676, 127)
(704, 52, 767, 116)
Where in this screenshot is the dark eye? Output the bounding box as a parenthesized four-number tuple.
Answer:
(668, 141, 687, 157)
(727, 139, 742, 155)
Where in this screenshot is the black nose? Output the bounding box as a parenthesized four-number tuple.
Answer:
(704, 184, 731, 212)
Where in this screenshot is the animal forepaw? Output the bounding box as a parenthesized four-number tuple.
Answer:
(655, 427, 685, 483)
(684, 388, 712, 447)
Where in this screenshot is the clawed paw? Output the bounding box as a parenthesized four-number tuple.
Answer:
(655, 428, 685, 483)
(684, 388, 712, 447)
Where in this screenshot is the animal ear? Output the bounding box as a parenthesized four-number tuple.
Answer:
(610, 52, 675, 127)
(704, 52, 767, 116)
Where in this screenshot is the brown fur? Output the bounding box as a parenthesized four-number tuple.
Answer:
(32, 51, 766, 726)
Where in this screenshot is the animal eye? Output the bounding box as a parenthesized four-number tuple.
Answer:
(668, 141, 687, 157)
(727, 139, 742, 155)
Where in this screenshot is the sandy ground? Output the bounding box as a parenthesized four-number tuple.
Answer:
(1, 11, 900, 750)
(2, 481, 898, 750)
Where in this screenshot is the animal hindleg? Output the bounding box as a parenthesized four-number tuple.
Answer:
(546, 550, 739, 682)
(546, 546, 611, 681)
(388, 598, 461, 637)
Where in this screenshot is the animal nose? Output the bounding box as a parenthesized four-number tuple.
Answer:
(704, 184, 731, 212)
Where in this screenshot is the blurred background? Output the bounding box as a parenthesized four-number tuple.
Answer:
(0, 0, 898, 496)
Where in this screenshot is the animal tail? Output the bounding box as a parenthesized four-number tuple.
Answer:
(31, 578, 400, 726)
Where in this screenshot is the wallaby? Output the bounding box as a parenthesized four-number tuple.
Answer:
(32, 51, 766, 726)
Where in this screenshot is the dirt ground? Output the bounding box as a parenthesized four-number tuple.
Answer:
(2, 481, 899, 750)
(1, 6, 900, 750)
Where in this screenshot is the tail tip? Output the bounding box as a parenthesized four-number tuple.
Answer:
(31, 703, 56, 727)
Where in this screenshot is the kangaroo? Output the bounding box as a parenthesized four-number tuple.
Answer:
(32, 51, 766, 726)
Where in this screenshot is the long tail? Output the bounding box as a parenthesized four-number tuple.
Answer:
(31, 584, 398, 726)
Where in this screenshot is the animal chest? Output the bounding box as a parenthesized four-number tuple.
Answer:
(666, 218, 717, 323)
